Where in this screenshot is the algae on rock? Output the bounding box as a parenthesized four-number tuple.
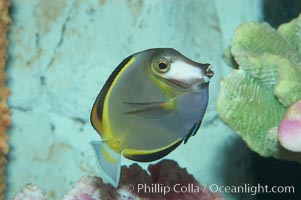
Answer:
(218, 15, 301, 161)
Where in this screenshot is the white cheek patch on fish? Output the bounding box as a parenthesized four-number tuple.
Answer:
(163, 61, 209, 86)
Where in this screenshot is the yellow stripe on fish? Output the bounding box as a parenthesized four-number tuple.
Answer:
(123, 138, 183, 162)
(102, 56, 136, 142)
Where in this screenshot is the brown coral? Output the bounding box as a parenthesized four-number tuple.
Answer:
(0, 0, 10, 199)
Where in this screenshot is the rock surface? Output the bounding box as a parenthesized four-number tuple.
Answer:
(0, 0, 10, 199)
(12, 184, 48, 200)
(7, 0, 262, 199)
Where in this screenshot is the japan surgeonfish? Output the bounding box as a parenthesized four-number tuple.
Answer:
(90, 48, 214, 187)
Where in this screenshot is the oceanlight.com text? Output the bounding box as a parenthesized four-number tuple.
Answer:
(209, 183, 294, 196)
(127, 183, 294, 196)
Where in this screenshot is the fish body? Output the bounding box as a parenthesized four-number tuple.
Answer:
(90, 48, 213, 187)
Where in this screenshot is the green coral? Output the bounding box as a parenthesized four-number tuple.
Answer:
(218, 15, 301, 161)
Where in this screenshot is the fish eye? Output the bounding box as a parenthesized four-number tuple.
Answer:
(155, 59, 170, 73)
(158, 62, 168, 70)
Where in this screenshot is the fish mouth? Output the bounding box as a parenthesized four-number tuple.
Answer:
(193, 63, 214, 85)
(203, 64, 214, 78)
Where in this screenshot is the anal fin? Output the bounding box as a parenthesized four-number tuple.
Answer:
(183, 122, 201, 144)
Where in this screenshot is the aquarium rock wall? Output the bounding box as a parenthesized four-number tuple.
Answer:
(7, 0, 262, 199)
(0, 1, 10, 200)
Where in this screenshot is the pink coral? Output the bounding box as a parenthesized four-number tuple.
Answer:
(62, 160, 223, 200)
(14, 160, 224, 199)
(279, 100, 301, 152)
(148, 160, 222, 200)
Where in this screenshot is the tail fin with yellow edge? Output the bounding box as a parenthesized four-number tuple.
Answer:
(90, 141, 121, 188)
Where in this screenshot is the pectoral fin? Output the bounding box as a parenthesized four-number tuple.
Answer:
(90, 141, 121, 188)
(123, 100, 175, 118)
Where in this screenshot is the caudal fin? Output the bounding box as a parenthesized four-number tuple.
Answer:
(90, 141, 121, 187)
